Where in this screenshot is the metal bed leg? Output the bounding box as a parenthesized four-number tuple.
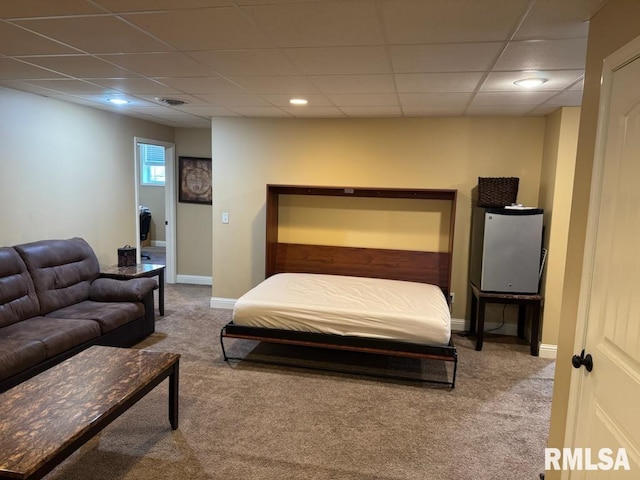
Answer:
(451, 353, 458, 389)
(219, 328, 229, 362)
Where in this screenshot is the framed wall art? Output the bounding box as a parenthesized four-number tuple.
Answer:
(178, 156, 212, 205)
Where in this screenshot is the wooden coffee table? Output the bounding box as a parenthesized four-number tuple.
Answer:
(0, 346, 180, 480)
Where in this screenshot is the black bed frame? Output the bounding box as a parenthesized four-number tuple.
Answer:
(220, 185, 459, 388)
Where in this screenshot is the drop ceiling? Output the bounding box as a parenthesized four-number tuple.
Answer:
(0, 0, 607, 128)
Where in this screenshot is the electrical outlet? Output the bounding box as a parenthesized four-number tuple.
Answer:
(449, 292, 455, 304)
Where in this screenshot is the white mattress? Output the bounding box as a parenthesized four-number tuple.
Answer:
(232, 273, 451, 346)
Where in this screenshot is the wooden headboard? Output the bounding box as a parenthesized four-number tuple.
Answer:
(265, 185, 457, 294)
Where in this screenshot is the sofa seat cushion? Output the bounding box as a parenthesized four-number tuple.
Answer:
(0, 338, 47, 382)
(46, 300, 144, 334)
(0, 317, 100, 360)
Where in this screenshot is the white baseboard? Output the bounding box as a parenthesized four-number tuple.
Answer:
(451, 318, 466, 332)
(452, 317, 557, 359)
(538, 344, 558, 359)
(451, 317, 519, 336)
(151, 240, 166, 247)
(211, 297, 236, 309)
(177, 274, 212, 286)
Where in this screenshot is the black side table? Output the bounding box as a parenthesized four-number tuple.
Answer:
(469, 281, 542, 356)
(101, 264, 165, 316)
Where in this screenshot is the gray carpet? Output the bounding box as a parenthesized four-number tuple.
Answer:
(48, 284, 554, 480)
(141, 246, 165, 265)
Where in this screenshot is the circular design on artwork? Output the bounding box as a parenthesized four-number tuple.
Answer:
(184, 167, 211, 196)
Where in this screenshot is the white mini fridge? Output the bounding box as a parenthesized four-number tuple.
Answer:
(470, 206, 544, 293)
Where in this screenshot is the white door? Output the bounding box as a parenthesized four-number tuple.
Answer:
(562, 39, 640, 478)
(134, 137, 177, 283)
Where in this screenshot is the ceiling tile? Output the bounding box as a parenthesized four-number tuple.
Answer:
(261, 94, 333, 107)
(173, 105, 238, 116)
(225, 105, 291, 116)
(472, 91, 555, 105)
(0, 22, 81, 55)
(237, 0, 321, 4)
(326, 93, 399, 107)
(22, 79, 120, 94)
(135, 93, 208, 105)
(243, 0, 385, 47)
(0, 80, 63, 95)
(341, 106, 402, 117)
(495, 38, 588, 71)
(569, 78, 584, 91)
(308, 74, 396, 94)
(395, 73, 484, 93)
(15, 15, 175, 54)
(191, 50, 300, 76)
(527, 105, 561, 116)
(0, 0, 105, 18)
(379, 0, 529, 44)
(482, 70, 584, 92)
(0, 58, 67, 79)
(0, 0, 605, 124)
(194, 93, 272, 107)
(94, 0, 234, 12)
(63, 93, 158, 107)
(402, 105, 467, 117)
(543, 90, 583, 106)
(90, 78, 181, 95)
(122, 8, 275, 50)
(390, 43, 503, 73)
(514, 0, 605, 40)
(280, 106, 345, 117)
(226, 76, 319, 94)
(156, 77, 247, 95)
(399, 93, 473, 106)
(285, 46, 392, 75)
(466, 104, 540, 115)
(98, 53, 217, 77)
(21, 55, 142, 78)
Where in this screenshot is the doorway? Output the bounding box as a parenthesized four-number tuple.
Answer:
(134, 137, 176, 284)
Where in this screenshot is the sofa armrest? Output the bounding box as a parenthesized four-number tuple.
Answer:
(89, 277, 157, 302)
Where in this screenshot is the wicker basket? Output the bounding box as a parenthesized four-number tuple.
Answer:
(477, 177, 519, 208)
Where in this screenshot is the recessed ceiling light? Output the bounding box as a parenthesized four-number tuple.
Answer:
(289, 98, 308, 105)
(107, 98, 129, 105)
(514, 77, 548, 88)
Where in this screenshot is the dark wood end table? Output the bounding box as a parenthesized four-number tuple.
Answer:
(469, 281, 543, 356)
(0, 346, 179, 480)
(101, 263, 165, 316)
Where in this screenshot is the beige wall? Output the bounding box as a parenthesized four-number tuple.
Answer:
(546, 0, 640, 474)
(175, 128, 213, 278)
(0, 88, 173, 265)
(211, 116, 546, 320)
(538, 107, 580, 347)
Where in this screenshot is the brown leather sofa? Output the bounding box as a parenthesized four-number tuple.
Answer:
(0, 237, 157, 392)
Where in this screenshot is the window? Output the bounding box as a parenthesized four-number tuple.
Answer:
(140, 143, 165, 186)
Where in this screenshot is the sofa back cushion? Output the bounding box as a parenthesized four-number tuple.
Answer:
(15, 238, 100, 315)
(0, 247, 41, 328)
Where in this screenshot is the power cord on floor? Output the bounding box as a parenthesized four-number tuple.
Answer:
(459, 304, 507, 337)
(484, 304, 507, 333)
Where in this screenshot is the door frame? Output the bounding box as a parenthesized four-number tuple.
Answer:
(134, 136, 177, 284)
(562, 34, 640, 467)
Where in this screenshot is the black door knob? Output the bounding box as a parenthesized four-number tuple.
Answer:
(571, 349, 593, 372)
